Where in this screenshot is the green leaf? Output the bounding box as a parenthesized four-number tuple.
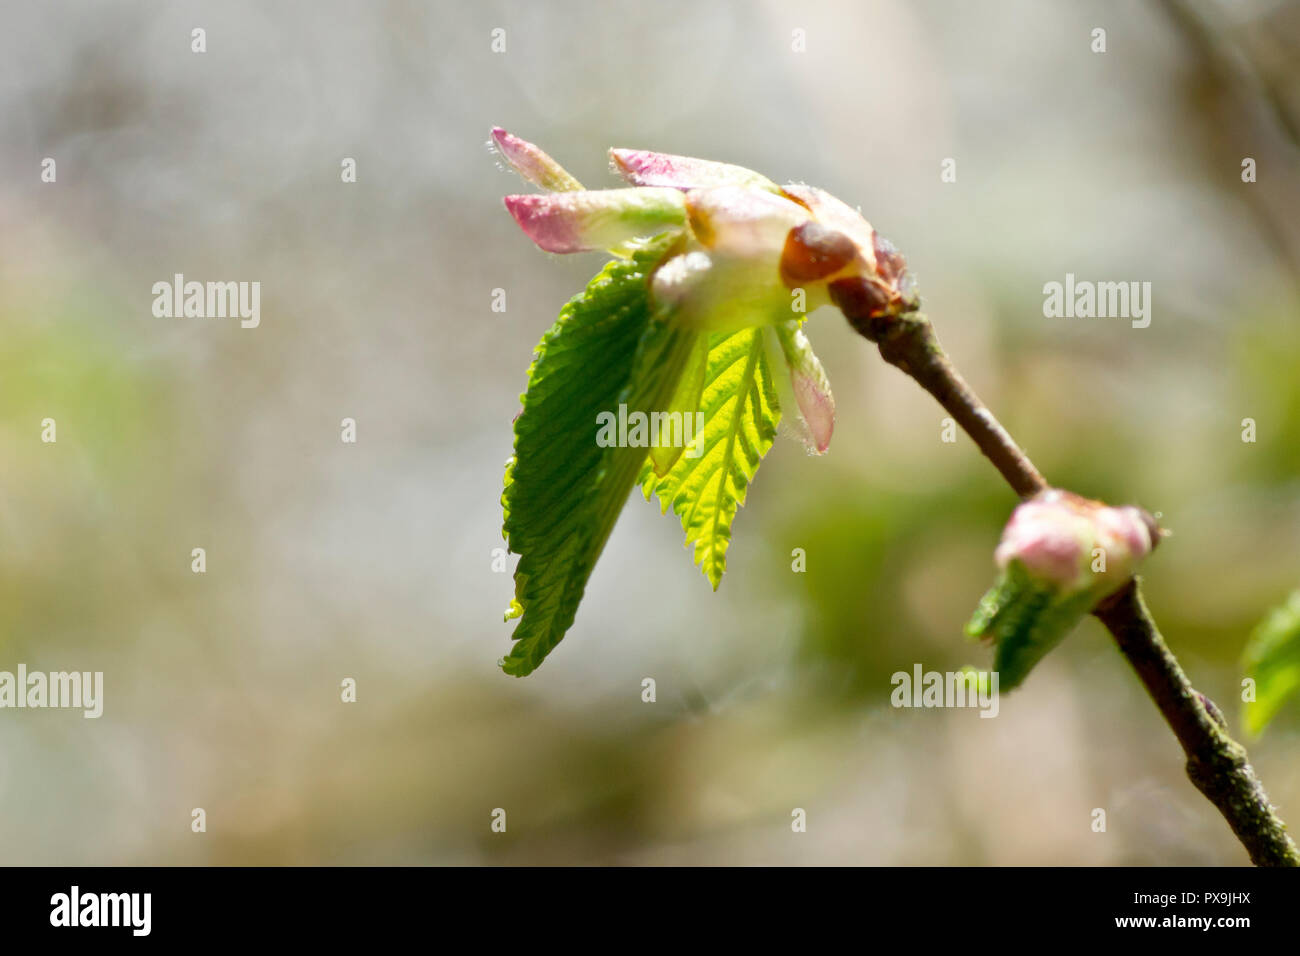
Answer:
(1242, 590, 1300, 737)
(648, 332, 708, 476)
(966, 561, 1097, 690)
(501, 237, 693, 676)
(639, 327, 781, 590)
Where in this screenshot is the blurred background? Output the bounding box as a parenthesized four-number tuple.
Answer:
(1, 0, 1299, 865)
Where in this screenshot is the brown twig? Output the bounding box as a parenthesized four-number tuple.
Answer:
(1095, 581, 1300, 866)
(847, 307, 1299, 866)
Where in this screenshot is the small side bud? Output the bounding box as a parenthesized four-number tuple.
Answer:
(968, 489, 1157, 689)
(775, 320, 835, 453)
(996, 490, 1153, 594)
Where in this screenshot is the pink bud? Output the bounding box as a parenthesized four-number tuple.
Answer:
(610, 148, 779, 192)
(775, 321, 834, 453)
(491, 128, 583, 192)
(503, 188, 687, 254)
(792, 375, 834, 453)
(995, 490, 1155, 593)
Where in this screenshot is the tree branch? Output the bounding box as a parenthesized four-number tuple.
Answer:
(1094, 580, 1300, 866)
(870, 312, 1047, 498)
(847, 307, 1300, 866)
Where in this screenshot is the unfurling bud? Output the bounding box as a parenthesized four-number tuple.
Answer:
(495, 128, 916, 330)
(968, 489, 1158, 690)
(494, 129, 919, 460)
